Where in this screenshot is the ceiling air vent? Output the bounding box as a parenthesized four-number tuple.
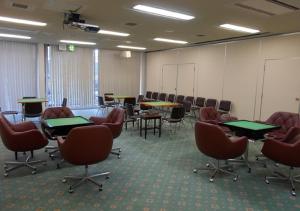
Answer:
(11, 2, 28, 9)
(235, 0, 299, 16)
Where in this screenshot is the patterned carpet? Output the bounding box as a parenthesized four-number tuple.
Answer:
(1, 110, 300, 211)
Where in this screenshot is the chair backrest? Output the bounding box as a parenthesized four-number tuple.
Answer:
(104, 93, 114, 101)
(145, 91, 152, 99)
(185, 96, 194, 104)
(195, 121, 234, 159)
(168, 94, 176, 102)
(0, 115, 15, 150)
(205, 98, 218, 108)
(183, 100, 192, 112)
(59, 125, 113, 165)
(61, 98, 67, 107)
(199, 107, 220, 121)
(218, 100, 231, 113)
(158, 93, 167, 101)
(176, 95, 185, 104)
(170, 106, 185, 119)
(126, 104, 135, 117)
(195, 97, 205, 107)
(98, 96, 105, 106)
(123, 97, 136, 107)
(24, 103, 43, 118)
(104, 108, 125, 139)
(137, 95, 144, 103)
(151, 92, 159, 100)
(266, 112, 300, 133)
(41, 107, 74, 119)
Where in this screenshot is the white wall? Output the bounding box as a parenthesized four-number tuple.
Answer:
(145, 33, 300, 120)
(99, 49, 142, 98)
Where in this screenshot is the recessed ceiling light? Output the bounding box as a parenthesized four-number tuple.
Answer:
(220, 24, 260, 34)
(154, 38, 188, 44)
(60, 40, 96, 45)
(0, 16, 46, 26)
(98, 30, 130, 37)
(133, 5, 195, 20)
(117, 45, 146, 50)
(0, 33, 31, 39)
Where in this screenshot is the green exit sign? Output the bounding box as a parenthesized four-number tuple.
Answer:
(67, 44, 75, 52)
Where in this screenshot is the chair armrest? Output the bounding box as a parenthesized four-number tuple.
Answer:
(13, 129, 48, 150)
(202, 120, 219, 125)
(102, 123, 122, 139)
(89, 116, 107, 124)
(12, 121, 37, 132)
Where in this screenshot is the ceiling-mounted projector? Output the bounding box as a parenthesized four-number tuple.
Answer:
(63, 12, 100, 33)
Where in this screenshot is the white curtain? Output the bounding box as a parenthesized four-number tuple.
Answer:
(0, 40, 37, 111)
(46, 46, 97, 108)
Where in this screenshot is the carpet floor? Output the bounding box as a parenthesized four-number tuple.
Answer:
(1, 110, 300, 211)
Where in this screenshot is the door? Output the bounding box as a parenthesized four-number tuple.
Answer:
(260, 58, 300, 120)
(162, 64, 177, 94)
(177, 63, 195, 96)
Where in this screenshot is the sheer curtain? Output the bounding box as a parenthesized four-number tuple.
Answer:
(46, 45, 97, 108)
(0, 41, 37, 111)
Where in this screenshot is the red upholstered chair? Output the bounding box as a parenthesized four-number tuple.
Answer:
(193, 121, 248, 182)
(262, 127, 300, 196)
(199, 107, 237, 132)
(0, 113, 48, 176)
(41, 107, 74, 158)
(264, 112, 300, 141)
(58, 125, 113, 193)
(89, 108, 125, 158)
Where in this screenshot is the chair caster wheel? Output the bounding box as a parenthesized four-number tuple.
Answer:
(265, 177, 269, 184)
(62, 179, 67, 183)
(45, 149, 48, 152)
(32, 170, 36, 174)
(119, 149, 122, 152)
(106, 175, 110, 179)
(255, 157, 259, 161)
(193, 169, 197, 173)
(209, 178, 214, 182)
(117, 155, 121, 159)
(68, 188, 74, 193)
(233, 176, 238, 182)
(4, 173, 8, 177)
(291, 189, 296, 196)
(248, 168, 251, 173)
(99, 188, 103, 191)
(206, 163, 210, 167)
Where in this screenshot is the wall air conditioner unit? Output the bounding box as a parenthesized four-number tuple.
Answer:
(120, 51, 131, 58)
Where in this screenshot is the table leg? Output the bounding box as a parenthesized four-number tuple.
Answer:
(159, 117, 161, 137)
(154, 119, 156, 135)
(145, 119, 147, 139)
(140, 118, 142, 137)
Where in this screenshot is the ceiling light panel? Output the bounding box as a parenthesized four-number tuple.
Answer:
(154, 37, 188, 44)
(133, 5, 195, 20)
(117, 45, 146, 50)
(98, 30, 129, 37)
(0, 33, 31, 39)
(220, 24, 260, 33)
(60, 40, 96, 45)
(0, 16, 46, 26)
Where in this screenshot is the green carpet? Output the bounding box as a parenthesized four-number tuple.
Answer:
(1, 116, 300, 211)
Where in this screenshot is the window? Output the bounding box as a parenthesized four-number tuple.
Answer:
(0, 40, 37, 111)
(45, 45, 99, 108)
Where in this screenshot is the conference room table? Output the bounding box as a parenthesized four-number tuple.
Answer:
(17, 98, 48, 121)
(42, 116, 93, 137)
(220, 120, 280, 172)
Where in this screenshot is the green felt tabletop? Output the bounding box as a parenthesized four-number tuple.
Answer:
(109, 95, 131, 99)
(141, 101, 179, 107)
(17, 98, 48, 103)
(223, 120, 278, 130)
(44, 116, 91, 127)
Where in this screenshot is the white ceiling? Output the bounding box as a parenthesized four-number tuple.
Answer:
(0, 0, 299, 52)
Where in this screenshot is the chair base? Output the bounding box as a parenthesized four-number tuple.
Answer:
(62, 165, 110, 193)
(111, 148, 121, 159)
(45, 145, 59, 159)
(265, 167, 300, 196)
(193, 160, 238, 182)
(4, 154, 46, 176)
